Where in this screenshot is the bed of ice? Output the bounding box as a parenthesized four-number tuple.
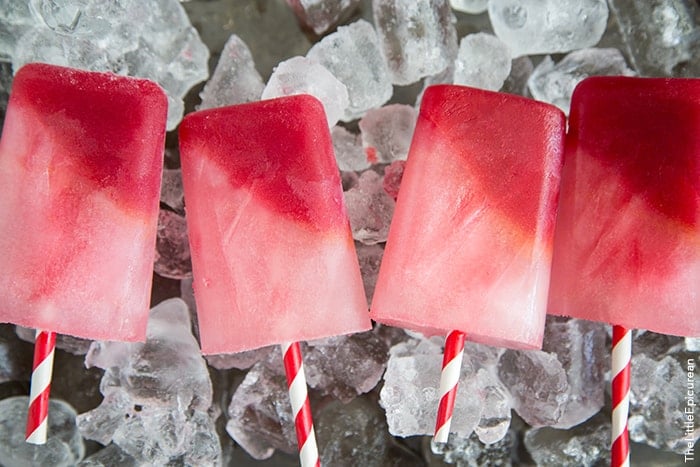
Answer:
(0, 0, 698, 465)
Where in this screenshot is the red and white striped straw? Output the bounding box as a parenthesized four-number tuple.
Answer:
(281, 342, 320, 467)
(611, 325, 631, 467)
(434, 330, 466, 443)
(26, 329, 56, 444)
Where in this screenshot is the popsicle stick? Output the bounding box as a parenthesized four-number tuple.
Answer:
(281, 342, 320, 467)
(26, 330, 56, 444)
(611, 325, 631, 467)
(434, 330, 466, 443)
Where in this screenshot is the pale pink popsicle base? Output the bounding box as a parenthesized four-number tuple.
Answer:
(186, 156, 370, 355)
(0, 117, 155, 342)
(549, 155, 700, 336)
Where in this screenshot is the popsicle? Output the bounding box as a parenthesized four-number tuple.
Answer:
(370, 84, 565, 442)
(178, 94, 371, 466)
(547, 76, 700, 467)
(0, 63, 167, 443)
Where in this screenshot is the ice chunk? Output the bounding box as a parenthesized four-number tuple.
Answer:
(380, 336, 482, 438)
(316, 397, 423, 465)
(226, 351, 297, 460)
(15, 326, 92, 355)
(498, 317, 605, 429)
(262, 56, 349, 127)
(498, 349, 567, 427)
(528, 48, 636, 114)
(356, 243, 384, 304)
(382, 160, 406, 200)
(285, 0, 360, 35)
(154, 209, 192, 280)
(686, 337, 700, 352)
(430, 430, 516, 466)
(76, 298, 221, 466)
(540, 317, 606, 428)
(79, 444, 137, 467)
(488, 0, 608, 57)
(359, 104, 418, 164)
(524, 413, 610, 466)
(0, 396, 84, 466)
(454, 33, 511, 91)
(0, 1, 35, 61)
(304, 331, 388, 402)
(629, 353, 699, 453)
(199, 34, 264, 110)
(307, 20, 392, 121)
(160, 168, 184, 215)
(331, 126, 370, 172)
(344, 170, 396, 245)
(502, 56, 533, 96)
(373, 0, 458, 85)
(0, 324, 31, 383)
(450, 0, 489, 14)
(474, 369, 511, 444)
(608, 0, 696, 76)
(10, 0, 209, 130)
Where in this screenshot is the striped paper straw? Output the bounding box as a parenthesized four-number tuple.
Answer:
(281, 342, 320, 467)
(26, 330, 56, 444)
(611, 325, 631, 467)
(434, 330, 466, 443)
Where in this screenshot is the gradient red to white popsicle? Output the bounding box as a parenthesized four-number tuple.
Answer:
(0, 63, 168, 342)
(371, 84, 566, 350)
(179, 94, 370, 355)
(548, 77, 700, 336)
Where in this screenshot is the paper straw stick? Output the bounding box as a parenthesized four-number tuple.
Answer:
(26, 329, 56, 444)
(611, 325, 631, 467)
(434, 330, 466, 443)
(281, 342, 320, 467)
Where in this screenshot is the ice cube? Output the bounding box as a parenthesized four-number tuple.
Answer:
(307, 20, 392, 121)
(450, 0, 489, 14)
(154, 209, 192, 280)
(453, 33, 511, 91)
(373, 0, 458, 85)
(528, 48, 636, 114)
(226, 351, 297, 460)
(199, 34, 264, 110)
(524, 413, 610, 466)
(359, 104, 418, 164)
(344, 170, 396, 245)
(262, 56, 349, 127)
(608, 0, 696, 76)
(285, 0, 360, 35)
(76, 298, 221, 465)
(304, 331, 388, 402)
(488, 0, 608, 57)
(0, 396, 84, 466)
(331, 126, 370, 172)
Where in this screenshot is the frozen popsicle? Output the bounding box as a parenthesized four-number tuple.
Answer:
(179, 94, 370, 467)
(370, 84, 565, 442)
(548, 76, 700, 336)
(0, 62, 167, 444)
(547, 76, 700, 467)
(179, 94, 370, 355)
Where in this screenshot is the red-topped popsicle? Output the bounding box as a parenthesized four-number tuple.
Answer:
(370, 84, 565, 442)
(548, 76, 699, 335)
(179, 94, 370, 355)
(548, 76, 700, 467)
(0, 63, 168, 444)
(179, 94, 370, 466)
